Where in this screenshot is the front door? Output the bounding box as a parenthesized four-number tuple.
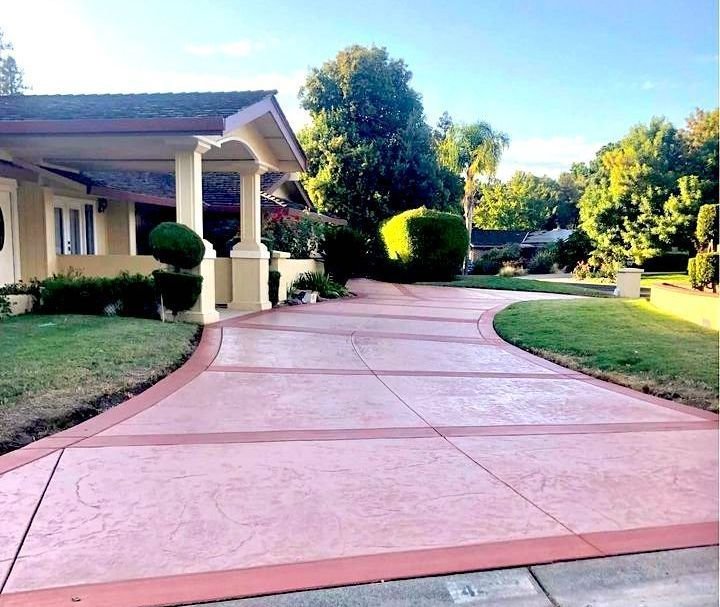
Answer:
(0, 190, 16, 285)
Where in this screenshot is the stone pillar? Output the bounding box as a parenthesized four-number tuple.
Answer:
(229, 163, 271, 311)
(616, 267, 643, 299)
(173, 141, 219, 324)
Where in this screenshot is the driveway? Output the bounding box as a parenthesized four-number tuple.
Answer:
(0, 280, 717, 607)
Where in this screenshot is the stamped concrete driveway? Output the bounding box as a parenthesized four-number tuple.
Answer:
(0, 279, 717, 607)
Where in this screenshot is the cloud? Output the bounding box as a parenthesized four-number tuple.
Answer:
(184, 40, 265, 58)
(497, 136, 602, 180)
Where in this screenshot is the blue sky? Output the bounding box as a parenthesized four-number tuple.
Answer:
(3, 0, 718, 177)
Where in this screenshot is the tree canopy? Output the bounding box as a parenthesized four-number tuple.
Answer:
(578, 113, 717, 265)
(0, 29, 25, 95)
(298, 45, 457, 233)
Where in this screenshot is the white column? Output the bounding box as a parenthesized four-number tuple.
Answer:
(229, 162, 271, 311)
(172, 141, 219, 324)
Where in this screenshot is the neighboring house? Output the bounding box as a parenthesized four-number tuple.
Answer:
(0, 90, 313, 321)
(470, 227, 574, 261)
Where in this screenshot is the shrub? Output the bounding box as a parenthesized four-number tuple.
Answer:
(322, 225, 367, 285)
(642, 252, 690, 273)
(262, 213, 323, 258)
(38, 271, 158, 318)
(381, 207, 468, 281)
(152, 270, 203, 314)
(554, 230, 593, 271)
(696, 204, 718, 249)
(290, 271, 348, 299)
(471, 244, 522, 275)
(498, 263, 526, 277)
(149, 222, 205, 270)
(269, 270, 281, 306)
(688, 253, 719, 291)
(527, 246, 558, 274)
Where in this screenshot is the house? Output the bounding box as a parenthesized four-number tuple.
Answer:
(470, 227, 574, 261)
(0, 90, 325, 322)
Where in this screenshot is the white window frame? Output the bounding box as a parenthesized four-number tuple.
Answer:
(54, 196, 97, 256)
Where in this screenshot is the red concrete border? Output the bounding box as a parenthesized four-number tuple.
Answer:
(0, 534, 600, 607)
(0, 327, 222, 474)
(438, 421, 718, 437)
(73, 427, 438, 448)
(581, 521, 719, 555)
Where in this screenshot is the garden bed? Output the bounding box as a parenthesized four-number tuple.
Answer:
(494, 298, 719, 411)
(0, 314, 199, 453)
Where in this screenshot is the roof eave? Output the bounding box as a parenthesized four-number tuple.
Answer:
(0, 116, 226, 136)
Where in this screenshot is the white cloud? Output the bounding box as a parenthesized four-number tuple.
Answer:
(1, 3, 309, 129)
(496, 136, 602, 180)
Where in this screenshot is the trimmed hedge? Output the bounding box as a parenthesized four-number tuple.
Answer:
(149, 222, 205, 270)
(688, 253, 719, 291)
(642, 252, 690, 273)
(380, 207, 468, 281)
(322, 225, 367, 285)
(39, 272, 158, 318)
(152, 270, 203, 314)
(696, 204, 718, 249)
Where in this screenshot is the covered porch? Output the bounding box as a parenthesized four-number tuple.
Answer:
(0, 91, 307, 323)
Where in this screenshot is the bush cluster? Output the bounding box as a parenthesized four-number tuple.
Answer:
(526, 246, 557, 274)
(688, 203, 719, 292)
(554, 230, 593, 271)
(322, 225, 367, 285)
(39, 271, 158, 318)
(290, 271, 348, 299)
(696, 204, 718, 249)
(471, 245, 522, 275)
(380, 207, 468, 281)
(262, 213, 324, 259)
(688, 253, 719, 291)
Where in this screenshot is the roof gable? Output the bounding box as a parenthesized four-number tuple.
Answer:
(0, 91, 275, 121)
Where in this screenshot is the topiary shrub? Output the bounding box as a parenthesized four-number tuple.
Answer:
(321, 225, 367, 285)
(149, 222, 205, 270)
(380, 207, 468, 281)
(688, 253, 719, 292)
(152, 270, 203, 314)
(269, 270, 281, 306)
(696, 204, 718, 250)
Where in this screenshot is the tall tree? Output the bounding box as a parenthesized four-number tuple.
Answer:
(298, 46, 455, 232)
(681, 108, 719, 206)
(0, 29, 25, 95)
(436, 121, 509, 259)
(578, 117, 703, 265)
(475, 171, 560, 230)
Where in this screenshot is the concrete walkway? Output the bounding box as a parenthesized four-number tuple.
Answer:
(0, 280, 717, 607)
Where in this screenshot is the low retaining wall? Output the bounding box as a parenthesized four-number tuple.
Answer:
(270, 253, 325, 302)
(650, 283, 719, 330)
(56, 255, 162, 278)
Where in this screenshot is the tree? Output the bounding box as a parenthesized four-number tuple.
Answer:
(0, 29, 25, 95)
(578, 117, 702, 265)
(474, 171, 560, 230)
(681, 108, 719, 206)
(298, 46, 454, 232)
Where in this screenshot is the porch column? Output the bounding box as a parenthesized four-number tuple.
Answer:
(173, 141, 219, 324)
(229, 162, 271, 311)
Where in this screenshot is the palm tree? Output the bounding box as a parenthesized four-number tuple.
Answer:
(438, 121, 509, 271)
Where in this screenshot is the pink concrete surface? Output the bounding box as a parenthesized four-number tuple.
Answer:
(4, 438, 570, 592)
(353, 335, 555, 373)
(451, 430, 719, 533)
(0, 453, 59, 586)
(99, 372, 427, 435)
(378, 375, 701, 427)
(0, 278, 716, 607)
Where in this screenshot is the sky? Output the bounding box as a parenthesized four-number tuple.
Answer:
(2, 0, 718, 179)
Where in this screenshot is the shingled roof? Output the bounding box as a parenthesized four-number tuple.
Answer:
(0, 91, 275, 121)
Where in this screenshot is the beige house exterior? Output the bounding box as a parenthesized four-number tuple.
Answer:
(0, 91, 311, 323)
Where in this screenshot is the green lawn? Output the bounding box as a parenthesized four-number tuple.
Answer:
(424, 275, 609, 297)
(640, 272, 690, 287)
(0, 314, 198, 452)
(494, 299, 719, 411)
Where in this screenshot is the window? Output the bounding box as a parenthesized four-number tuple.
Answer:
(54, 198, 97, 255)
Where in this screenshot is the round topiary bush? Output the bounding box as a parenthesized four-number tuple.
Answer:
(152, 270, 203, 314)
(381, 207, 468, 281)
(149, 222, 205, 270)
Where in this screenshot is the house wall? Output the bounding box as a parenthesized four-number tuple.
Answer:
(56, 254, 162, 278)
(270, 255, 325, 302)
(214, 257, 233, 305)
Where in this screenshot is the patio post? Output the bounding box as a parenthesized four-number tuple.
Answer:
(228, 162, 271, 311)
(173, 141, 219, 324)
